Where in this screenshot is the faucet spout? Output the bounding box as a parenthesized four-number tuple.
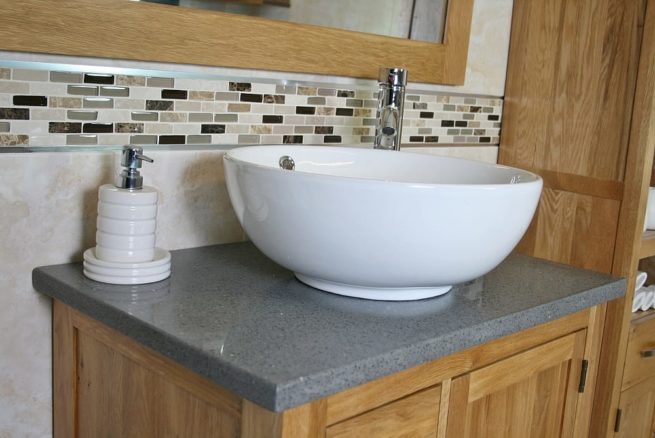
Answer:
(374, 67, 407, 151)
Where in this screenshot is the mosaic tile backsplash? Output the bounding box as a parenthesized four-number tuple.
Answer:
(0, 67, 502, 147)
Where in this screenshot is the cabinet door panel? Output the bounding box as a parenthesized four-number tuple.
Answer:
(325, 385, 440, 438)
(446, 331, 586, 438)
(615, 376, 655, 438)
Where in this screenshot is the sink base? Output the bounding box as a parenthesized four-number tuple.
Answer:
(295, 274, 452, 301)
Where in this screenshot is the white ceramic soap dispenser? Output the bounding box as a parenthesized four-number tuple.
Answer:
(83, 145, 171, 285)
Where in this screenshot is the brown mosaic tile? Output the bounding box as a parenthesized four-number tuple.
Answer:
(283, 135, 303, 144)
(0, 108, 29, 119)
(116, 123, 144, 133)
(189, 91, 214, 101)
(146, 100, 173, 111)
(352, 128, 370, 136)
(314, 126, 333, 134)
(409, 136, 424, 142)
(160, 112, 187, 123)
(354, 108, 373, 117)
(317, 107, 335, 116)
(216, 92, 239, 101)
(229, 82, 251, 92)
(337, 90, 355, 98)
(263, 94, 285, 104)
(251, 125, 272, 134)
(298, 86, 317, 95)
(0, 134, 29, 145)
(228, 103, 250, 112)
(425, 136, 439, 142)
(336, 108, 353, 116)
(0, 122, 8, 132)
(49, 122, 81, 133)
(420, 112, 434, 119)
(116, 75, 146, 86)
(307, 97, 325, 105)
(0, 68, 10, 80)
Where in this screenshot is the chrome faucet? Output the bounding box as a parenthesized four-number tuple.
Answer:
(374, 67, 408, 150)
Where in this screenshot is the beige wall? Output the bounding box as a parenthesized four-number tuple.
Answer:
(0, 0, 512, 435)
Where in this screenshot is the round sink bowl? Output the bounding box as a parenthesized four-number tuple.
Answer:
(224, 145, 542, 301)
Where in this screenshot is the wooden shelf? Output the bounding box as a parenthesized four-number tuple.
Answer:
(639, 231, 655, 260)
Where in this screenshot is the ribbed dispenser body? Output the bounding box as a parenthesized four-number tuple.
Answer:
(95, 184, 158, 263)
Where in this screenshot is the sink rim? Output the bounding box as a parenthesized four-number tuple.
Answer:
(224, 144, 542, 189)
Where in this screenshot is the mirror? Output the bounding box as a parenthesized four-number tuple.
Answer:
(1, 0, 472, 84)
(141, 0, 448, 43)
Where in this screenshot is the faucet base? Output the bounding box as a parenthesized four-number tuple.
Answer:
(295, 273, 452, 301)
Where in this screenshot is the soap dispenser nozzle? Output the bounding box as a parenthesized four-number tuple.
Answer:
(117, 145, 154, 190)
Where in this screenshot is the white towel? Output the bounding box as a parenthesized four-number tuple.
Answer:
(633, 285, 655, 312)
(636, 271, 648, 292)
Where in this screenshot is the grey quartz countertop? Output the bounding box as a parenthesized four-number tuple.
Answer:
(33, 242, 625, 412)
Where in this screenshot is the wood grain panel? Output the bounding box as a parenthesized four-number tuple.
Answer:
(516, 188, 620, 272)
(615, 376, 655, 438)
(241, 399, 327, 438)
(326, 386, 440, 438)
(53, 300, 76, 438)
(621, 311, 655, 391)
(325, 309, 589, 425)
(500, 0, 642, 181)
(76, 330, 241, 437)
(590, 0, 655, 435)
(446, 331, 586, 438)
(0, 0, 473, 84)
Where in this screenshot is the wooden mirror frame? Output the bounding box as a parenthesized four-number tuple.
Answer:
(2, 0, 473, 84)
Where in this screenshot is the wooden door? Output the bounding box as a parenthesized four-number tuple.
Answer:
(445, 331, 586, 438)
(615, 376, 655, 438)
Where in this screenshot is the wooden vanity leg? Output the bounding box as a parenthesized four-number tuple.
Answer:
(53, 300, 77, 438)
(241, 399, 327, 438)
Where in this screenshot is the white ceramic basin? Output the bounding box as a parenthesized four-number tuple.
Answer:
(223, 145, 542, 301)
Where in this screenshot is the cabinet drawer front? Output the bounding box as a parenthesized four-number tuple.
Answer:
(325, 386, 440, 438)
(623, 314, 655, 391)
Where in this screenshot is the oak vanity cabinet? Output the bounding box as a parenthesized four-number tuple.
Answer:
(54, 300, 604, 438)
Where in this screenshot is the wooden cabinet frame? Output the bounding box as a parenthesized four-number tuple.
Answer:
(0, 0, 473, 84)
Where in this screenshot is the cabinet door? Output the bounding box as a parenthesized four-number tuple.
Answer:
(615, 376, 655, 438)
(446, 331, 586, 438)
